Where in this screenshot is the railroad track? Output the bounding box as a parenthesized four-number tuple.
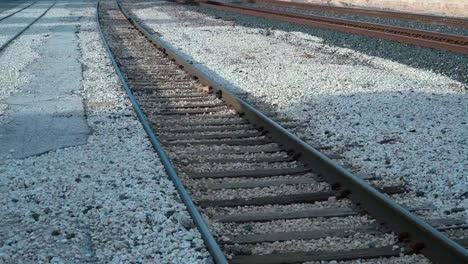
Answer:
(0, 1, 56, 52)
(0, 1, 37, 22)
(98, 0, 468, 263)
(237, 0, 468, 28)
(195, 0, 468, 55)
(0, 0, 21, 13)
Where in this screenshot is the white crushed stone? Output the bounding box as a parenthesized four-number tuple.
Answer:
(129, 1, 468, 219)
(443, 228, 468, 240)
(0, 1, 211, 263)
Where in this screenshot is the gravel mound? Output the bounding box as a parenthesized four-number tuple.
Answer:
(129, 0, 467, 219)
(0, 1, 211, 262)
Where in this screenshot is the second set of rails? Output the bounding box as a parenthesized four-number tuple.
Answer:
(99, 0, 468, 263)
(0, 0, 38, 22)
(0, 0, 56, 52)
(236, 0, 468, 28)
(195, 0, 468, 54)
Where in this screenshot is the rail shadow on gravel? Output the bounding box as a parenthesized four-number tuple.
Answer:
(176, 2, 468, 84)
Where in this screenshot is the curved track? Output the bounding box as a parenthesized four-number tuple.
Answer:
(196, 0, 468, 54)
(237, 0, 468, 28)
(98, 0, 468, 263)
(0, 1, 56, 52)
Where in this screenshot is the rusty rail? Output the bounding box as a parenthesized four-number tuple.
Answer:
(239, 0, 468, 28)
(196, 0, 468, 54)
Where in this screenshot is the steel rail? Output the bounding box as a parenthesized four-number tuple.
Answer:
(117, 1, 468, 262)
(196, 0, 468, 55)
(0, 1, 56, 53)
(96, 2, 228, 263)
(238, 0, 468, 28)
(0, 1, 39, 22)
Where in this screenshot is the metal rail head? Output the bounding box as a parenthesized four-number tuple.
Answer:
(116, 1, 468, 263)
(96, 1, 227, 263)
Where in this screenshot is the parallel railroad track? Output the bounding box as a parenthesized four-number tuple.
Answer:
(0, 0, 56, 52)
(195, 0, 468, 55)
(0, 1, 37, 22)
(98, 1, 468, 263)
(237, 0, 468, 28)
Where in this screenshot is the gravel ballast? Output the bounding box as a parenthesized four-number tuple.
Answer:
(0, 0, 211, 262)
(128, 0, 468, 220)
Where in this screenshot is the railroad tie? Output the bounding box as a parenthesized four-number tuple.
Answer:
(199, 176, 318, 190)
(230, 246, 403, 264)
(176, 155, 293, 164)
(196, 185, 406, 207)
(158, 131, 262, 141)
(226, 225, 380, 244)
(161, 137, 272, 146)
(189, 166, 310, 179)
(156, 123, 255, 133)
(213, 207, 358, 223)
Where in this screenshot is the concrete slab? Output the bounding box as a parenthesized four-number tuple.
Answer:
(0, 15, 89, 159)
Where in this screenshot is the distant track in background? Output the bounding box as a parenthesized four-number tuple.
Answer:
(238, 0, 468, 28)
(196, 0, 468, 54)
(0, 1, 38, 22)
(0, 1, 56, 53)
